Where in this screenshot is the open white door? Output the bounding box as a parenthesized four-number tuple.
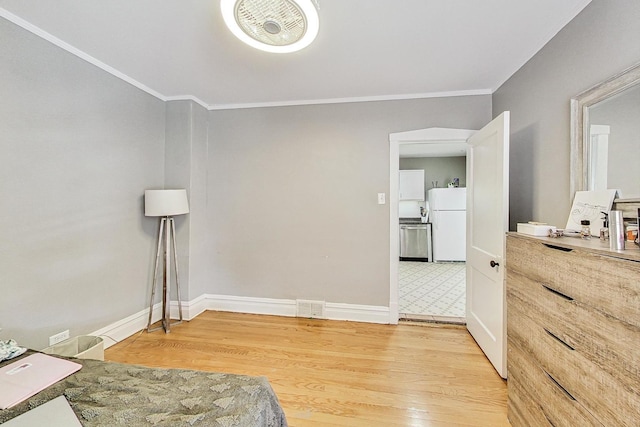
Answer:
(465, 112, 509, 378)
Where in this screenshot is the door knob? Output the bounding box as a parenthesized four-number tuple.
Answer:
(490, 260, 500, 268)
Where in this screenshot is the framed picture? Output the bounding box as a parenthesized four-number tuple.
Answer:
(566, 190, 619, 233)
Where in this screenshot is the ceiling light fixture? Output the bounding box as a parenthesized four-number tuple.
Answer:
(221, 0, 319, 53)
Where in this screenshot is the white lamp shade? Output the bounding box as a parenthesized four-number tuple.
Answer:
(144, 189, 189, 217)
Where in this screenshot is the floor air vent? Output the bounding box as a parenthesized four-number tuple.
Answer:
(296, 299, 325, 319)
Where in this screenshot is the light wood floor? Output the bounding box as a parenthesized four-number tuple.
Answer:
(105, 311, 509, 426)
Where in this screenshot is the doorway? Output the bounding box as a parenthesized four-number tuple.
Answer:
(390, 115, 511, 378)
(399, 150, 467, 323)
(388, 128, 476, 325)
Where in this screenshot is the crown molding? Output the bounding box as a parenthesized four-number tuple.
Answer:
(206, 89, 493, 111)
(164, 95, 210, 110)
(2, 8, 492, 112)
(1, 8, 168, 102)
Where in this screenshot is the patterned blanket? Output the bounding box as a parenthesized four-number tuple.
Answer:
(0, 353, 288, 426)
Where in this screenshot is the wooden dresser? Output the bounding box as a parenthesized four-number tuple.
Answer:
(506, 233, 640, 426)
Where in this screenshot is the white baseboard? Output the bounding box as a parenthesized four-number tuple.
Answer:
(325, 302, 390, 324)
(90, 294, 390, 349)
(89, 297, 203, 349)
(203, 294, 390, 324)
(89, 305, 159, 349)
(204, 294, 297, 317)
(172, 294, 209, 320)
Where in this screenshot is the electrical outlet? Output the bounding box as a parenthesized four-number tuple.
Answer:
(377, 193, 386, 204)
(49, 330, 70, 346)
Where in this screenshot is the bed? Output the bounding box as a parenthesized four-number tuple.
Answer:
(0, 351, 288, 426)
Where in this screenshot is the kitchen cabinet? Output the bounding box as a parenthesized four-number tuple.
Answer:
(506, 233, 640, 426)
(399, 170, 424, 201)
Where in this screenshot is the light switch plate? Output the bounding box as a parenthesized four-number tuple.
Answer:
(377, 193, 386, 204)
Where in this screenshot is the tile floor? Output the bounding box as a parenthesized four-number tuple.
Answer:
(399, 261, 466, 324)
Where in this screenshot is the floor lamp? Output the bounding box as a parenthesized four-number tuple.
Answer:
(144, 189, 189, 333)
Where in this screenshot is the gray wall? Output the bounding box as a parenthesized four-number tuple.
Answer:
(399, 157, 467, 190)
(0, 18, 166, 349)
(0, 14, 491, 348)
(17, 0, 626, 344)
(208, 97, 491, 306)
(164, 100, 210, 300)
(493, 0, 640, 229)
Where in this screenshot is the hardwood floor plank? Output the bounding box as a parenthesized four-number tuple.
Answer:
(105, 311, 508, 426)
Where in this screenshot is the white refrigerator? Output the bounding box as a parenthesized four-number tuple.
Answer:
(428, 187, 466, 262)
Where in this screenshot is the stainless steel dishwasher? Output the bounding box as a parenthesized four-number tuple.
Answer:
(399, 223, 432, 261)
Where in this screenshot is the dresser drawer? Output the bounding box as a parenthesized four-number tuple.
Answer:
(506, 235, 640, 328)
(508, 300, 640, 426)
(507, 374, 552, 427)
(507, 339, 603, 427)
(507, 269, 640, 395)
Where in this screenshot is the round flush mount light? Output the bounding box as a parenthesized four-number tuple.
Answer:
(221, 0, 319, 53)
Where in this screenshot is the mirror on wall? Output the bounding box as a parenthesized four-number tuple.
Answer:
(571, 62, 640, 200)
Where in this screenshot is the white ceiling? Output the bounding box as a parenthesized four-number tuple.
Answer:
(0, 0, 591, 109)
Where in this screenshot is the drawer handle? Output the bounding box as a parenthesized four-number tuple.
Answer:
(542, 284, 574, 301)
(543, 243, 573, 252)
(545, 370, 576, 401)
(544, 328, 575, 351)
